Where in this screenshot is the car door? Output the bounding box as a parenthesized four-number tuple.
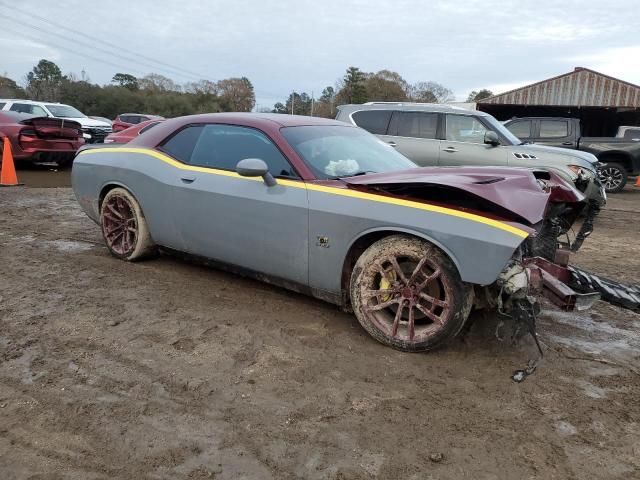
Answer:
(160, 123, 309, 285)
(535, 119, 575, 148)
(440, 114, 509, 166)
(384, 111, 441, 166)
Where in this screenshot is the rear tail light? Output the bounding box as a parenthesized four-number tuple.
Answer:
(19, 128, 38, 147)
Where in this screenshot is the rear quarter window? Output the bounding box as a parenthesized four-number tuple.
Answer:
(159, 125, 205, 162)
(351, 110, 392, 135)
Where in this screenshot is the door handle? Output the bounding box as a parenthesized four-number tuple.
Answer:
(561, 142, 574, 146)
(387, 141, 397, 147)
(180, 175, 196, 184)
(442, 147, 458, 153)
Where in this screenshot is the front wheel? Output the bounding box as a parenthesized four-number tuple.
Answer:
(350, 235, 473, 352)
(599, 162, 627, 193)
(100, 187, 157, 261)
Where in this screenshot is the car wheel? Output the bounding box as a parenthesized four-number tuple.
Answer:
(599, 163, 627, 193)
(100, 187, 156, 261)
(350, 234, 473, 352)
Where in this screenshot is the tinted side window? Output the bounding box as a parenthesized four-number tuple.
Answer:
(0, 102, 5, 109)
(10, 103, 31, 114)
(623, 129, 640, 140)
(392, 112, 438, 139)
(540, 120, 568, 138)
(160, 125, 204, 162)
(189, 124, 297, 178)
(351, 110, 392, 135)
(506, 120, 531, 138)
(119, 115, 132, 123)
(445, 115, 488, 143)
(130, 116, 144, 125)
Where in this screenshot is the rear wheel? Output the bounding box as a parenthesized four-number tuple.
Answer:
(350, 235, 473, 352)
(100, 187, 156, 261)
(599, 162, 627, 193)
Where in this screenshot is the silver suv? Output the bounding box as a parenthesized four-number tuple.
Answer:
(336, 102, 605, 206)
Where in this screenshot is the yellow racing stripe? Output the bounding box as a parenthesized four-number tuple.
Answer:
(79, 147, 529, 238)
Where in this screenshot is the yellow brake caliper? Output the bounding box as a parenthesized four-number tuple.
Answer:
(379, 270, 397, 302)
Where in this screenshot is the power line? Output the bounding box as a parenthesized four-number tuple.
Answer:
(0, 2, 290, 100)
(0, 12, 205, 82)
(0, 0, 210, 81)
(0, 23, 151, 77)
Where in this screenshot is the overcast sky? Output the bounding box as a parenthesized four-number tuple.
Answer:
(1, 0, 639, 108)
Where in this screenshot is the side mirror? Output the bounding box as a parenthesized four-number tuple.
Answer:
(236, 158, 277, 187)
(484, 131, 501, 146)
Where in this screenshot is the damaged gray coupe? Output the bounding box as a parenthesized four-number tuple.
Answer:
(72, 113, 601, 352)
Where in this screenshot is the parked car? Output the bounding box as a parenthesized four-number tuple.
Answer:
(0, 99, 112, 143)
(503, 117, 640, 193)
(336, 103, 606, 208)
(615, 126, 640, 141)
(337, 103, 604, 252)
(112, 113, 164, 133)
(72, 113, 597, 352)
(89, 116, 113, 126)
(0, 111, 84, 166)
(104, 119, 164, 144)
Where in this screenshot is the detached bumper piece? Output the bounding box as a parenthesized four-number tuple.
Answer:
(565, 200, 600, 253)
(569, 266, 640, 312)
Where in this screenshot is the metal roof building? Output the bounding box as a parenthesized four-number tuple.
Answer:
(477, 67, 640, 136)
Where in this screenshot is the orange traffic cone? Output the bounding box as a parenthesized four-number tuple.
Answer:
(635, 175, 640, 187)
(1, 136, 22, 187)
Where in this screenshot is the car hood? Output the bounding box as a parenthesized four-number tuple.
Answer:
(341, 166, 584, 225)
(522, 144, 598, 167)
(62, 117, 112, 128)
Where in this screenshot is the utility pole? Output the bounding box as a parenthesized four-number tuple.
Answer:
(311, 90, 314, 117)
(291, 92, 294, 115)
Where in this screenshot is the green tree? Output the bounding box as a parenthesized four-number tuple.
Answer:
(337, 66, 367, 104)
(272, 92, 312, 116)
(466, 89, 494, 102)
(111, 73, 139, 90)
(313, 86, 336, 118)
(25, 59, 65, 100)
(363, 70, 409, 101)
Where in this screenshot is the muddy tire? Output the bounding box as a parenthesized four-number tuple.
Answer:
(599, 162, 627, 193)
(100, 187, 156, 261)
(350, 235, 473, 352)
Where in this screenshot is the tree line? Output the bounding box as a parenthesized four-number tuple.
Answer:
(0, 60, 494, 120)
(0, 59, 256, 118)
(269, 66, 493, 117)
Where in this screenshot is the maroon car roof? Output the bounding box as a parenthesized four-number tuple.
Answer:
(131, 113, 350, 148)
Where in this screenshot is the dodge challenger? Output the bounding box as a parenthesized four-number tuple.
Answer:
(72, 113, 598, 352)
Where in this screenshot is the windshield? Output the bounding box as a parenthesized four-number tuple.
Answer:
(482, 115, 521, 145)
(45, 104, 87, 118)
(281, 125, 416, 179)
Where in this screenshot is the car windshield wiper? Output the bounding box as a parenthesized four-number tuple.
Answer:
(337, 171, 377, 178)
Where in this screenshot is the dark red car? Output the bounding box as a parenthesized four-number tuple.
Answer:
(0, 111, 84, 166)
(104, 119, 164, 144)
(112, 113, 164, 133)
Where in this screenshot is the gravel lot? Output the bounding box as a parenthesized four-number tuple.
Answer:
(1, 167, 639, 479)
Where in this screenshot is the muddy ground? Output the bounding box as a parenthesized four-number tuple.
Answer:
(1, 166, 639, 479)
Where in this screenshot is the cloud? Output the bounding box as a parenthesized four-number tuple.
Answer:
(567, 45, 640, 85)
